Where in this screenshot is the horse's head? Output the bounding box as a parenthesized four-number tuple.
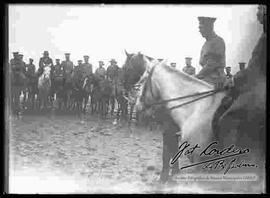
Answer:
(122, 50, 154, 91)
(122, 51, 160, 113)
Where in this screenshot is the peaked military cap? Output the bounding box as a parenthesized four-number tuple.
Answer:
(65, 53, 70, 56)
(29, 58, 33, 61)
(78, 60, 83, 63)
(239, 62, 246, 65)
(99, 61, 104, 65)
(109, 59, 117, 63)
(83, 55, 89, 58)
(43, 51, 49, 55)
(56, 59, 60, 61)
(225, 66, 231, 69)
(198, 16, 216, 26)
(13, 52, 19, 55)
(18, 54, 23, 56)
(185, 57, 192, 60)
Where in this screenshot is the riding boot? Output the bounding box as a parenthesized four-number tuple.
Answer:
(212, 90, 235, 140)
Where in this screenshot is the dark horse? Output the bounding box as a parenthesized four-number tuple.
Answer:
(216, 30, 266, 185)
(11, 69, 27, 116)
(70, 74, 93, 118)
(89, 74, 114, 118)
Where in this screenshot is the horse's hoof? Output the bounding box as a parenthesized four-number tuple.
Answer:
(159, 172, 169, 184)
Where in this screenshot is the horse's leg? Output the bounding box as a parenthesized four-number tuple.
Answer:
(83, 93, 89, 114)
(160, 116, 180, 182)
(110, 97, 114, 116)
(14, 88, 21, 116)
(129, 104, 135, 125)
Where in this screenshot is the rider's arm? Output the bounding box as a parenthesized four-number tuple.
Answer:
(196, 53, 222, 79)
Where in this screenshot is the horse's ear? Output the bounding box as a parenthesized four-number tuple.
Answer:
(125, 49, 131, 58)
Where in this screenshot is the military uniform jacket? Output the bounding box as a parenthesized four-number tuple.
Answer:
(53, 64, 64, 79)
(95, 67, 106, 78)
(61, 60, 74, 82)
(26, 64, 36, 77)
(182, 66, 196, 76)
(39, 57, 53, 68)
(197, 33, 226, 84)
(10, 58, 26, 74)
(81, 63, 92, 78)
(107, 65, 120, 81)
(73, 66, 83, 81)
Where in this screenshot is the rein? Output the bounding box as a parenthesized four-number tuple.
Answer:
(139, 63, 226, 110)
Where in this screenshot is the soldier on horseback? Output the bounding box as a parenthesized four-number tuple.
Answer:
(182, 57, 196, 76)
(95, 61, 106, 79)
(225, 66, 233, 80)
(10, 52, 27, 115)
(26, 58, 36, 76)
(38, 51, 53, 77)
(61, 53, 74, 80)
(61, 53, 74, 110)
(18, 54, 27, 73)
(51, 59, 64, 103)
(106, 59, 120, 115)
(81, 55, 93, 79)
(107, 59, 119, 82)
(196, 17, 226, 87)
(73, 60, 84, 87)
(234, 62, 246, 76)
(25, 58, 37, 109)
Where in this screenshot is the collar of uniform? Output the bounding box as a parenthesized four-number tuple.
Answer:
(205, 31, 217, 41)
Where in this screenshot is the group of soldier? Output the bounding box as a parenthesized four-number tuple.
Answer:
(10, 50, 123, 84)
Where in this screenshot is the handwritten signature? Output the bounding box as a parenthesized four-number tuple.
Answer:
(171, 141, 257, 174)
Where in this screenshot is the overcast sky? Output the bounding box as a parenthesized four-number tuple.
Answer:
(9, 4, 263, 74)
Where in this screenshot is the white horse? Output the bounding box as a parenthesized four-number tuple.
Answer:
(38, 65, 51, 109)
(123, 52, 227, 181)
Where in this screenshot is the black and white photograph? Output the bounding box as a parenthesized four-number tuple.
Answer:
(5, 4, 266, 194)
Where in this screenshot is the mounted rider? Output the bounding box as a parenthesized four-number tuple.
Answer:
(18, 54, 27, 74)
(95, 61, 106, 79)
(61, 53, 74, 85)
(38, 51, 53, 77)
(107, 59, 120, 83)
(182, 57, 196, 76)
(51, 58, 64, 94)
(52, 59, 64, 80)
(81, 55, 93, 79)
(234, 62, 246, 77)
(25, 58, 36, 81)
(72, 60, 84, 89)
(225, 66, 233, 80)
(196, 17, 226, 87)
(10, 52, 27, 85)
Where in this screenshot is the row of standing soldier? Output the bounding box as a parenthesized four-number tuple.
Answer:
(10, 51, 122, 85)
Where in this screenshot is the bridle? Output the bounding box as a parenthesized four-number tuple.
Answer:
(137, 62, 226, 111)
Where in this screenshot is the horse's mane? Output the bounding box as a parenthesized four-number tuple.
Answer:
(158, 62, 213, 89)
(123, 52, 213, 89)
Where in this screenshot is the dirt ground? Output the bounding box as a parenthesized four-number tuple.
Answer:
(7, 112, 265, 194)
